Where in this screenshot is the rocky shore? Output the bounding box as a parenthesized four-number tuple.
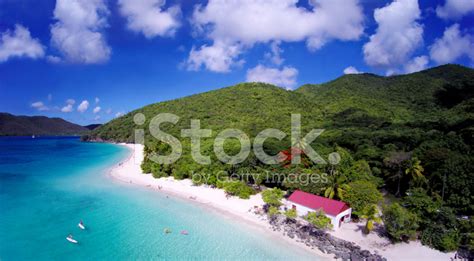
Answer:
(268, 215, 386, 261)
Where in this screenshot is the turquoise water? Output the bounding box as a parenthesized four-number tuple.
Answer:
(0, 137, 317, 260)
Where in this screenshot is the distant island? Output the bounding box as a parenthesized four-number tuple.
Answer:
(0, 113, 93, 136)
(85, 64, 473, 259)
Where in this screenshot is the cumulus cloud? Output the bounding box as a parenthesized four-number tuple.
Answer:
(246, 65, 298, 89)
(404, 55, 429, 73)
(343, 66, 363, 74)
(363, 0, 423, 70)
(115, 111, 125, 117)
(118, 0, 181, 38)
(51, 0, 111, 64)
(429, 24, 474, 64)
(61, 104, 73, 112)
(436, 0, 474, 20)
(77, 100, 89, 113)
(93, 106, 101, 114)
(187, 41, 243, 72)
(187, 0, 364, 72)
(0, 24, 45, 63)
(66, 99, 76, 105)
(31, 101, 49, 111)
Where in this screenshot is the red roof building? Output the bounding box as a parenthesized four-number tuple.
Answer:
(287, 190, 352, 229)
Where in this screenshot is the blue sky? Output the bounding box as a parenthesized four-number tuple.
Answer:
(0, 0, 473, 125)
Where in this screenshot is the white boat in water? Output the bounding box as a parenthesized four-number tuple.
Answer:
(66, 235, 78, 244)
(78, 223, 85, 230)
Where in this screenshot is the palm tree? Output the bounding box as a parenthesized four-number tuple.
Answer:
(360, 204, 382, 234)
(323, 173, 350, 200)
(405, 158, 425, 185)
(384, 151, 411, 196)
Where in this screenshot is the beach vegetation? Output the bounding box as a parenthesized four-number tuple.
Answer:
(304, 210, 332, 230)
(262, 188, 285, 207)
(382, 203, 419, 242)
(284, 208, 297, 220)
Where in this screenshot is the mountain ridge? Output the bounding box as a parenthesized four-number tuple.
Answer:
(0, 113, 90, 136)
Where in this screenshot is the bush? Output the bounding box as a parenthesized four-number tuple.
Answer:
(344, 180, 383, 216)
(420, 207, 461, 252)
(305, 210, 332, 230)
(262, 188, 285, 207)
(268, 206, 280, 217)
(284, 208, 297, 219)
(421, 223, 460, 252)
(223, 180, 255, 199)
(382, 203, 419, 242)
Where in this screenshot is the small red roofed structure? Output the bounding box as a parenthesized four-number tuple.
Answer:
(287, 190, 351, 229)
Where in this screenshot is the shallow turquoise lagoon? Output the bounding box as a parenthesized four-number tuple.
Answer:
(0, 137, 318, 260)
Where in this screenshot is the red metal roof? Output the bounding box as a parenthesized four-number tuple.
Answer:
(288, 190, 350, 216)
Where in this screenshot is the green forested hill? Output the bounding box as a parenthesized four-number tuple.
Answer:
(296, 64, 474, 124)
(89, 64, 473, 143)
(0, 113, 89, 136)
(86, 64, 473, 252)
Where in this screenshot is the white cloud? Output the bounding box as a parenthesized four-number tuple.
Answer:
(106, 108, 112, 114)
(94, 115, 101, 121)
(265, 41, 284, 66)
(0, 24, 44, 63)
(429, 24, 474, 64)
(77, 100, 89, 113)
(118, 0, 181, 38)
(436, 0, 474, 20)
(246, 65, 298, 89)
(343, 66, 363, 74)
(51, 0, 111, 64)
(66, 99, 76, 105)
(95, 97, 100, 104)
(31, 101, 49, 111)
(61, 104, 73, 112)
(47, 94, 53, 101)
(115, 111, 125, 117)
(363, 0, 423, 69)
(46, 55, 61, 63)
(187, 0, 364, 72)
(187, 41, 243, 72)
(404, 55, 429, 73)
(93, 106, 101, 114)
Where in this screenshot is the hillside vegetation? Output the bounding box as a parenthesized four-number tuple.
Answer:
(86, 64, 473, 254)
(0, 113, 89, 136)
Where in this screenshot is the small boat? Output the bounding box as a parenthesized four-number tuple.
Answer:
(78, 222, 85, 230)
(31, 135, 35, 139)
(66, 235, 78, 244)
(180, 230, 188, 235)
(164, 228, 172, 234)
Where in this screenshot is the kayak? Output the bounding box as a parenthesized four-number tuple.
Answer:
(180, 230, 189, 235)
(66, 237, 78, 244)
(78, 223, 85, 230)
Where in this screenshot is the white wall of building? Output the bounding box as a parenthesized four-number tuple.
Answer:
(286, 201, 352, 230)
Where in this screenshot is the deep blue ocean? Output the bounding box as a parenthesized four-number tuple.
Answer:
(0, 137, 317, 260)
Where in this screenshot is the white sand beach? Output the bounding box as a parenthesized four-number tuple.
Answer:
(109, 144, 334, 260)
(330, 222, 454, 261)
(110, 144, 455, 261)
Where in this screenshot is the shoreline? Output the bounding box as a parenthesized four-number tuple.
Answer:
(107, 143, 454, 261)
(108, 143, 334, 260)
